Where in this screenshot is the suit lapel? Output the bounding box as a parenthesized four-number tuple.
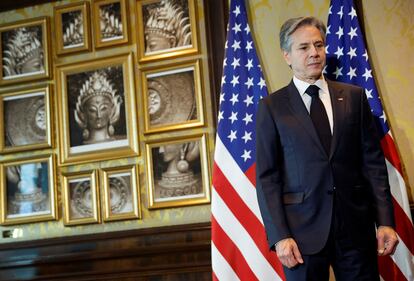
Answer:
(327, 80, 346, 160)
(286, 80, 327, 156)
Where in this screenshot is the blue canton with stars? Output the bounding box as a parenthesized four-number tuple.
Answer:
(217, 0, 268, 173)
(324, 0, 389, 138)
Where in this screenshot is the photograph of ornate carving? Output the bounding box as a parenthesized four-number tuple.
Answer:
(0, 155, 57, 225)
(0, 86, 53, 154)
(61, 170, 100, 226)
(146, 134, 210, 209)
(54, 2, 91, 55)
(56, 53, 138, 165)
(101, 165, 140, 221)
(0, 17, 50, 85)
(136, 0, 198, 61)
(142, 60, 204, 133)
(69, 68, 126, 147)
(93, 0, 129, 48)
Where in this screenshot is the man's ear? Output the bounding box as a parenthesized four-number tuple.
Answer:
(283, 50, 291, 66)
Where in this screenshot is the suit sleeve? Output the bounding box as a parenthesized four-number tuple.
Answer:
(359, 90, 395, 227)
(256, 99, 291, 249)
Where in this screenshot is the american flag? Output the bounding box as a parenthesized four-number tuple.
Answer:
(325, 0, 414, 280)
(211, 0, 285, 279)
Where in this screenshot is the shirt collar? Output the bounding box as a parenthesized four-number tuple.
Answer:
(293, 75, 329, 97)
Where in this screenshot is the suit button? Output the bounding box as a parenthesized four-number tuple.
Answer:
(327, 190, 334, 195)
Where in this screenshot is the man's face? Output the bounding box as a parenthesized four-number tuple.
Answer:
(283, 25, 326, 83)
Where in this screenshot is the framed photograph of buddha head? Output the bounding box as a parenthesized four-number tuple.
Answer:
(56, 53, 138, 165)
(136, 0, 198, 62)
(145, 134, 210, 209)
(0, 155, 57, 225)
(141, 60, 204, 134)
(0, 85, 53, 154)
(92, 0, 129, 48)
(0, 17, 51, 85)
(54, 1, 91, 55)
(101, 165, 140, 221)
(61, 170, 100, 226)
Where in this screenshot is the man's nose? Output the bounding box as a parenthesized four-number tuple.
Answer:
(309, 44, 319, 56)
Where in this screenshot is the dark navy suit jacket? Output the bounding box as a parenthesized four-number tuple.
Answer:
(256, 79, 395, 255)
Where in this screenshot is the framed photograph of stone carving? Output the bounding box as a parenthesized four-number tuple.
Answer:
(92, 0, 129, 48)
(101, 165, 140, 221)
(56, 53, 138, 165)
(61, 170, 100, 226)
(0, 155, 57, 225)
(145, 134, 210, 209)
(0, 85, 53, 154)
(141, 60, 204, 134)
(136, 0, 198, 62)
(54, 1, 91, 56)
(0, 17, 51, 85)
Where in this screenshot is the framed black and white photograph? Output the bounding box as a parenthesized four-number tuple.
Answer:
(142, 60, 204, 133)
(92, 0, 129, 48)
(56, 53, 138, 165)
(0, 17, 51, 85)
(101, 165, 140, 221)
(0, 155, 57, 225)
(61, 170, 100, 226)
(54, 2, 91, 55)
(146, 134, 210, 209)
(136, 0, 198, 62)
(0, 86, 53, 154)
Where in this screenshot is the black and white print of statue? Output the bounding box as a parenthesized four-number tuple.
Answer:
(144, 0, 191, 54)
(107, 174, 133, 214)
(99, 2, 123, 41)
(62, 10, 84, 48)
(67, 68, 127, 153)
(6, 162, 50, 218)
(152, 140, 203, 201)
(4, 91, 47, 147)
(147, 68, 196, 128)
(1, 26, 45, 79)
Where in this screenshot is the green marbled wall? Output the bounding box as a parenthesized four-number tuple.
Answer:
(246, 0, 414, 200)
(0, 0, 214, 243)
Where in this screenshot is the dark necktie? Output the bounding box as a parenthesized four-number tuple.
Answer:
(306, 85, 332, 155)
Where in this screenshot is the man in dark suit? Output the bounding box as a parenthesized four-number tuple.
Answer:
(256, 16, 398, 280)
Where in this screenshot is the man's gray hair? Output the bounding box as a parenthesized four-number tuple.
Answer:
(279, 17, 327, 52)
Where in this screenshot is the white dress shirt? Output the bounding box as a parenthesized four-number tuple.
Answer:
(293, 75, 333, 134)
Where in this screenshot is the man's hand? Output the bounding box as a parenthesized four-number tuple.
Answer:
(275, 238, 304, 268)
(377, 226, 398, 256)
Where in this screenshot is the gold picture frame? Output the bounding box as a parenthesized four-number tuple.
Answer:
(0, 85, 53, 154)
(145, 134, 210, 209)
(101, 165, 141, 221)
(136, 0, 198, 62)
(61, 170, 100, 226)
(0, 154, 57, 225)
(54, 1, 91, 56)
(56, 53, 139, 165)
(0, 17, 51, 85)
(92, 0, 129, 48)
(142, 60, 204, 134)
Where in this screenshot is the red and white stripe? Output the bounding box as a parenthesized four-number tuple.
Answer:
(378, 132, 414, 281)
(211, 136, 285, 280)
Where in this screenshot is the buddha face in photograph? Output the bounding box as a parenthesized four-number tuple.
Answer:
(84, 95, 114, 131)
(74, 71, 122, 144)
(144, 0, 192, 53)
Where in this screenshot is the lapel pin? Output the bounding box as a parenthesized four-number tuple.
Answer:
(338, 97, 344, 101)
